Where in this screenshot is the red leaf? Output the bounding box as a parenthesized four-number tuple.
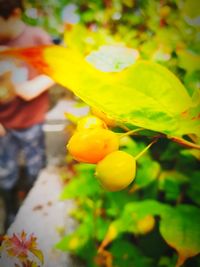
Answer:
(2, 231, 43, 264)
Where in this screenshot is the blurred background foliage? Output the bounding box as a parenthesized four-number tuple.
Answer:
(22, 1, 200, 266)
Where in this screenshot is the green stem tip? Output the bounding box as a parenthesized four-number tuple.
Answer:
(135, 139, 157, 161)
(120, 128, 144, 138)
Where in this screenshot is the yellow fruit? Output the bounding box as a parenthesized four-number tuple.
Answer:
(95, 150, 136, 191)
(91, 107, 116, 127)
(77, 115, 107, 130)
(67, 128, 119, 164)
(137, 215, 155, 234)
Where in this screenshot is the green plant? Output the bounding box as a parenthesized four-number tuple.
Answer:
(57, 137, 200, 267)
(1, 1, 199, 266)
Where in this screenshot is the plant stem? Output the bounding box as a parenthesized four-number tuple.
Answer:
(135, 139, 157, 160)
(120, 128, 144, 138)
(118, 124, 131, 132)
(188, 134, 198, 143)
(170, 136, 200, 150)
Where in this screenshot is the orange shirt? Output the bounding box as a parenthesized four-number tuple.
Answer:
(0, 25, 52, 129)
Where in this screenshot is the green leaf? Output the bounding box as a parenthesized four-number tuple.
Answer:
(83, 58, 194, 137)
(56, 232, 87, 252)
(99, 200, 166, 251)
(158, 255, 177, 267)
(177, 50, 200, 73)
(135, 160, 160, 188)
(181, 148, 200, 160)
(105, 190, 138, 217)
(96, 217, 111, 241)
(187, 171, 200, 205)
(56, 213, 94, 252)
(159, 205, 200, 266)
(110, 239, 153, 267)
(110, 200, 167, 236)
(5, 45, 198, 138)
(60, 164, 101, 200)
(158, 171, 189, 201)
(162, 180, 181, 201)
(29, 248, 44, 265)
(123, 200, 168, 219)
(159, 171, 189, 185)
(184, 71, 200, 97)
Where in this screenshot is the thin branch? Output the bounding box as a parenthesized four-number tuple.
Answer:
(170, 136, 200, 150)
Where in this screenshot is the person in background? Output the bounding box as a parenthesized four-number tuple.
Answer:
(0, 0, 55, 231)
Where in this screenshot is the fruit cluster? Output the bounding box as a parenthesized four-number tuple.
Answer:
(67, 113, 136, 192)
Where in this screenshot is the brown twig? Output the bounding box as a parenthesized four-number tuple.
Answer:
(170, 136, 200, 150)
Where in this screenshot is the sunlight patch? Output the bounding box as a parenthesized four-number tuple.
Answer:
(86, 45, 139, 72)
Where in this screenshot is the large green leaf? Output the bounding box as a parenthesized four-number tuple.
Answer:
(100, 200, 168, 245)
(160, 205, 200, 267)
(100, 200, 200, 266)
(81, 58, 195, 137)
(45, 46, 198, 137)
(2, 45, 199, 138)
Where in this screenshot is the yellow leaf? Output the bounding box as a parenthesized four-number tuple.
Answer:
(98, 223, 118, 252)
(30, 248, 44, 265)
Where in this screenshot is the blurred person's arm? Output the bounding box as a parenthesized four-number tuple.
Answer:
(0, 123, 6, 136)
(15, 74, 54, 101)
(15, 27, 55, 101)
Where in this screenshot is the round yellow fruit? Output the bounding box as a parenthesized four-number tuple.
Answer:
(95, 150, 136, 191)
(77, 115, 107, 130)
(67, 128, 119, 164)
(90, 107, 116, 127)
